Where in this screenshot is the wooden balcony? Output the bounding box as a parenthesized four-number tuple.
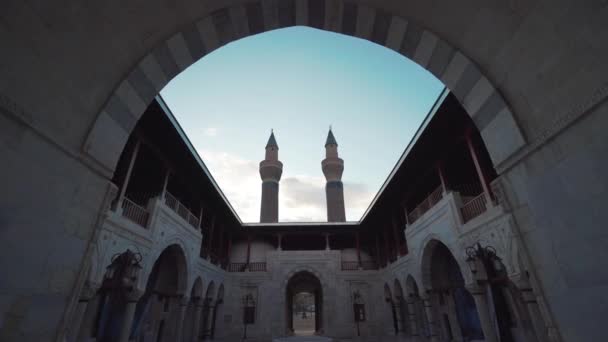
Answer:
(407, 186, 443, 224)
(460, 193, 488, 223)
(164, 192, 200, 230)
(121, 197, 150, 227)
(341, 261, 378, 271)
(227, 262, 267, 272)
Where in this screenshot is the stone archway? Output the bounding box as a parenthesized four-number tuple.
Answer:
(183, 277, 204, 342)
(200, 281, 217, 339)
(211, 284, 225, 339)
(421, 239, 484, 341)
(393, 279, 407, 335)
(84, 0, 526, 180)
(383, 283, 398, 335)
(4, 2, 608, 341)
(286, 271, 324, 336)
(405, 275, 428, 338)
(100, 244, 188, 342)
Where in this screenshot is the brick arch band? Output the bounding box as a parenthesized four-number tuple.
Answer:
(83, 0, 525, 176)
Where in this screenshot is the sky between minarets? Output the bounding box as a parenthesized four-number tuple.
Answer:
(161, 26, 443, 222)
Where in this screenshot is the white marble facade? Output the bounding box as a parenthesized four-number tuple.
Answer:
(74, 175, 543, 342)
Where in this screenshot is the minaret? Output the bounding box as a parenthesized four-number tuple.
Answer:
(322, 128, 346, 222)
(259, 130, 283, 223)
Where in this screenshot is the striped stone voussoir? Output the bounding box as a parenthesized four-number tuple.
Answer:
(85, 0, 525, 174)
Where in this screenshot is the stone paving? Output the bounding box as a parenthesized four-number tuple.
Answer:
(273, 337, 333, 342)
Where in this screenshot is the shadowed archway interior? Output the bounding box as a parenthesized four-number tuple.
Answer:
(286, 271, 324, 335)
(2, 1, 607, 342)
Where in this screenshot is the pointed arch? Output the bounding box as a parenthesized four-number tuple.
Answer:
(216, 283, 225, 302)
(405, 275, 420, 298)
(205, 281, 217, 299)
(191, 276, 204, 299)
(84, 1, 525, 178)
(394, 279, 405, 299)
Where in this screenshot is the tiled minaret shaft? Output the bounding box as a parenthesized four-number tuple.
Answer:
(259, 131, 282, 223)
(322, 129, 346, 222)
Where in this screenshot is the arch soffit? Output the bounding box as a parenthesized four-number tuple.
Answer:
(419, 236, 473, 289)
(281, 265, 327, 293)
(217, 283, 225, 300)
(405, 274, 421, 297)
(393, 278, 404, 297)
(191, 276, 204, 298)
(139, 239, 190, 294)
(205, 280, 217, 298)
(84, 0, 525, 176)
(383, 282, 393, 300)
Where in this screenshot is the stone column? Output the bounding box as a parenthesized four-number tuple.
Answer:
(467, 285, 498, 342)
(191, 297, 203, 342)
(422, 293, 439, 342)
(118, 290, 143, 342)
(446, 291, 464, 341)
(407, 296, 418, 337)
(174, 296, 189, 342)
(205, 303, 216, 336)
(521, 287, 550, 342)
(76, 283, 100, 341)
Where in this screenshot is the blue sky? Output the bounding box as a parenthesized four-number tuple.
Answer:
(161, 27, 443, 222)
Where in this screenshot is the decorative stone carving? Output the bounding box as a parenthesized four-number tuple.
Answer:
(458, 214, 520, 277)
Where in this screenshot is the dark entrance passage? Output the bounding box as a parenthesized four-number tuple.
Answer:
(286, 272, 323, 335)
(292, 292, 315, 335)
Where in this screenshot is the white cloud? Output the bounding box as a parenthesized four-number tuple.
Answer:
(203, 127, 218, 137)
(200, 150, 377, 223)
(199, 149, 260, 222)
(280, 175, 326, 222)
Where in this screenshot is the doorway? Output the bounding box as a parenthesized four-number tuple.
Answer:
(286, 271, 323, 335)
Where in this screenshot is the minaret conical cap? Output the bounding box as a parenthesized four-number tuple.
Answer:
(266, 130, 278, 148)
(325, 128, 338, 147)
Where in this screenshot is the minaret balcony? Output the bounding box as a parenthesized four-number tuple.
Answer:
(259, 160, 283, 180)
(321, 158, 344, 180)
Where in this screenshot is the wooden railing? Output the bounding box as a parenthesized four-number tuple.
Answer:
(460, 193, 488, 223)
(121, 197, 150, 227)
(164, 192, 200, 229)
(227, 262, 247, 272)
(341, 261, 378, 271)
(248, 262, 267, 272)
(341, 261, 360, 271)
(407, 186, 444, 224)
(227, 262, 267, 272)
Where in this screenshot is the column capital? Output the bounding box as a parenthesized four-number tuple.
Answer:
(465, 283, 486, 296)
(421, 290, 434, 302)
(508, 272, 530, 288)
(125, 289, 144, 302)
(79, 281, 101, 301)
